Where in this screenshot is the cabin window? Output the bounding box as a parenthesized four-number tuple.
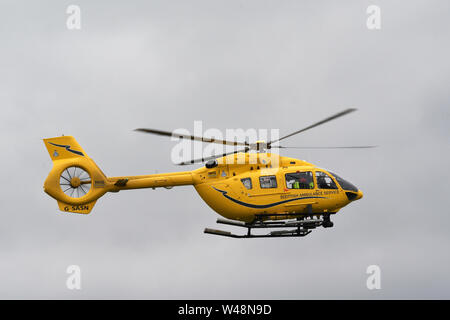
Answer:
(241, 178, 252, 190)
(329, 172, 358, 192)
(315, 171, 338, 189)
(259, 175, 277, 189)
(285, 171, 314, 189)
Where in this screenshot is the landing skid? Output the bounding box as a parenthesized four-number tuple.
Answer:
(204, 216, 325, 239)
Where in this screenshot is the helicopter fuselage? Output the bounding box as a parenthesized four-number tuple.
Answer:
(190, 154, 362, 222)
(43, 136, 363, 222)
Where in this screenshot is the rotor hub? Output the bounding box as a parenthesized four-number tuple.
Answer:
(59, 166, 92, 199)
(70, 177, 81, 188)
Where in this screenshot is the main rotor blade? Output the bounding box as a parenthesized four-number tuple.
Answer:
(273, 145, 377, 149)
(269, 108, 357, 146)
(134, 128, 249, 147)
(177, 147, 250, 165)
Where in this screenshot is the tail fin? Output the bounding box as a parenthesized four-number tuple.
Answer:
(44, 136, 87, 161)
(43, 136, 108, 214)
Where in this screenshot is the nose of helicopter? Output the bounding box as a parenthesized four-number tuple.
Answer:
(344, 189, 363, 201)
(330, 172, 363, 202)
(356, 190, 363, 200)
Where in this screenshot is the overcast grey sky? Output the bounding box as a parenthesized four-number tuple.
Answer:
(0, 0, 449, 299)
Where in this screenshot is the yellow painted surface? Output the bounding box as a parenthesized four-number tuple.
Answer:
(43, 136, 362, 221)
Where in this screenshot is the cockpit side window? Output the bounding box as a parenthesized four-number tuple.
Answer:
(329, 172, 358, 192)
(315, 171, 338, 189)
(285, 171, 314, 189)
(259, 175, 277, 189)
(241, 178, 252, 190)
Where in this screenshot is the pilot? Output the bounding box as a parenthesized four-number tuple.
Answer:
(293, 180, 300, 189)
(287, 179, 294, 188)
(317, 176, 327, 189)
(299, 177, 307, 188)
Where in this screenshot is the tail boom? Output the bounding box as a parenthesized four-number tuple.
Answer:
(43, 136, 194, 214)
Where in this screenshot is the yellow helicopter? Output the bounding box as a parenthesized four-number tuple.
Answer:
(43, 109, 374, 238)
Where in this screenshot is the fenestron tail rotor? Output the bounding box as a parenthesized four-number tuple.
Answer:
(59, 166, 92, 198)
